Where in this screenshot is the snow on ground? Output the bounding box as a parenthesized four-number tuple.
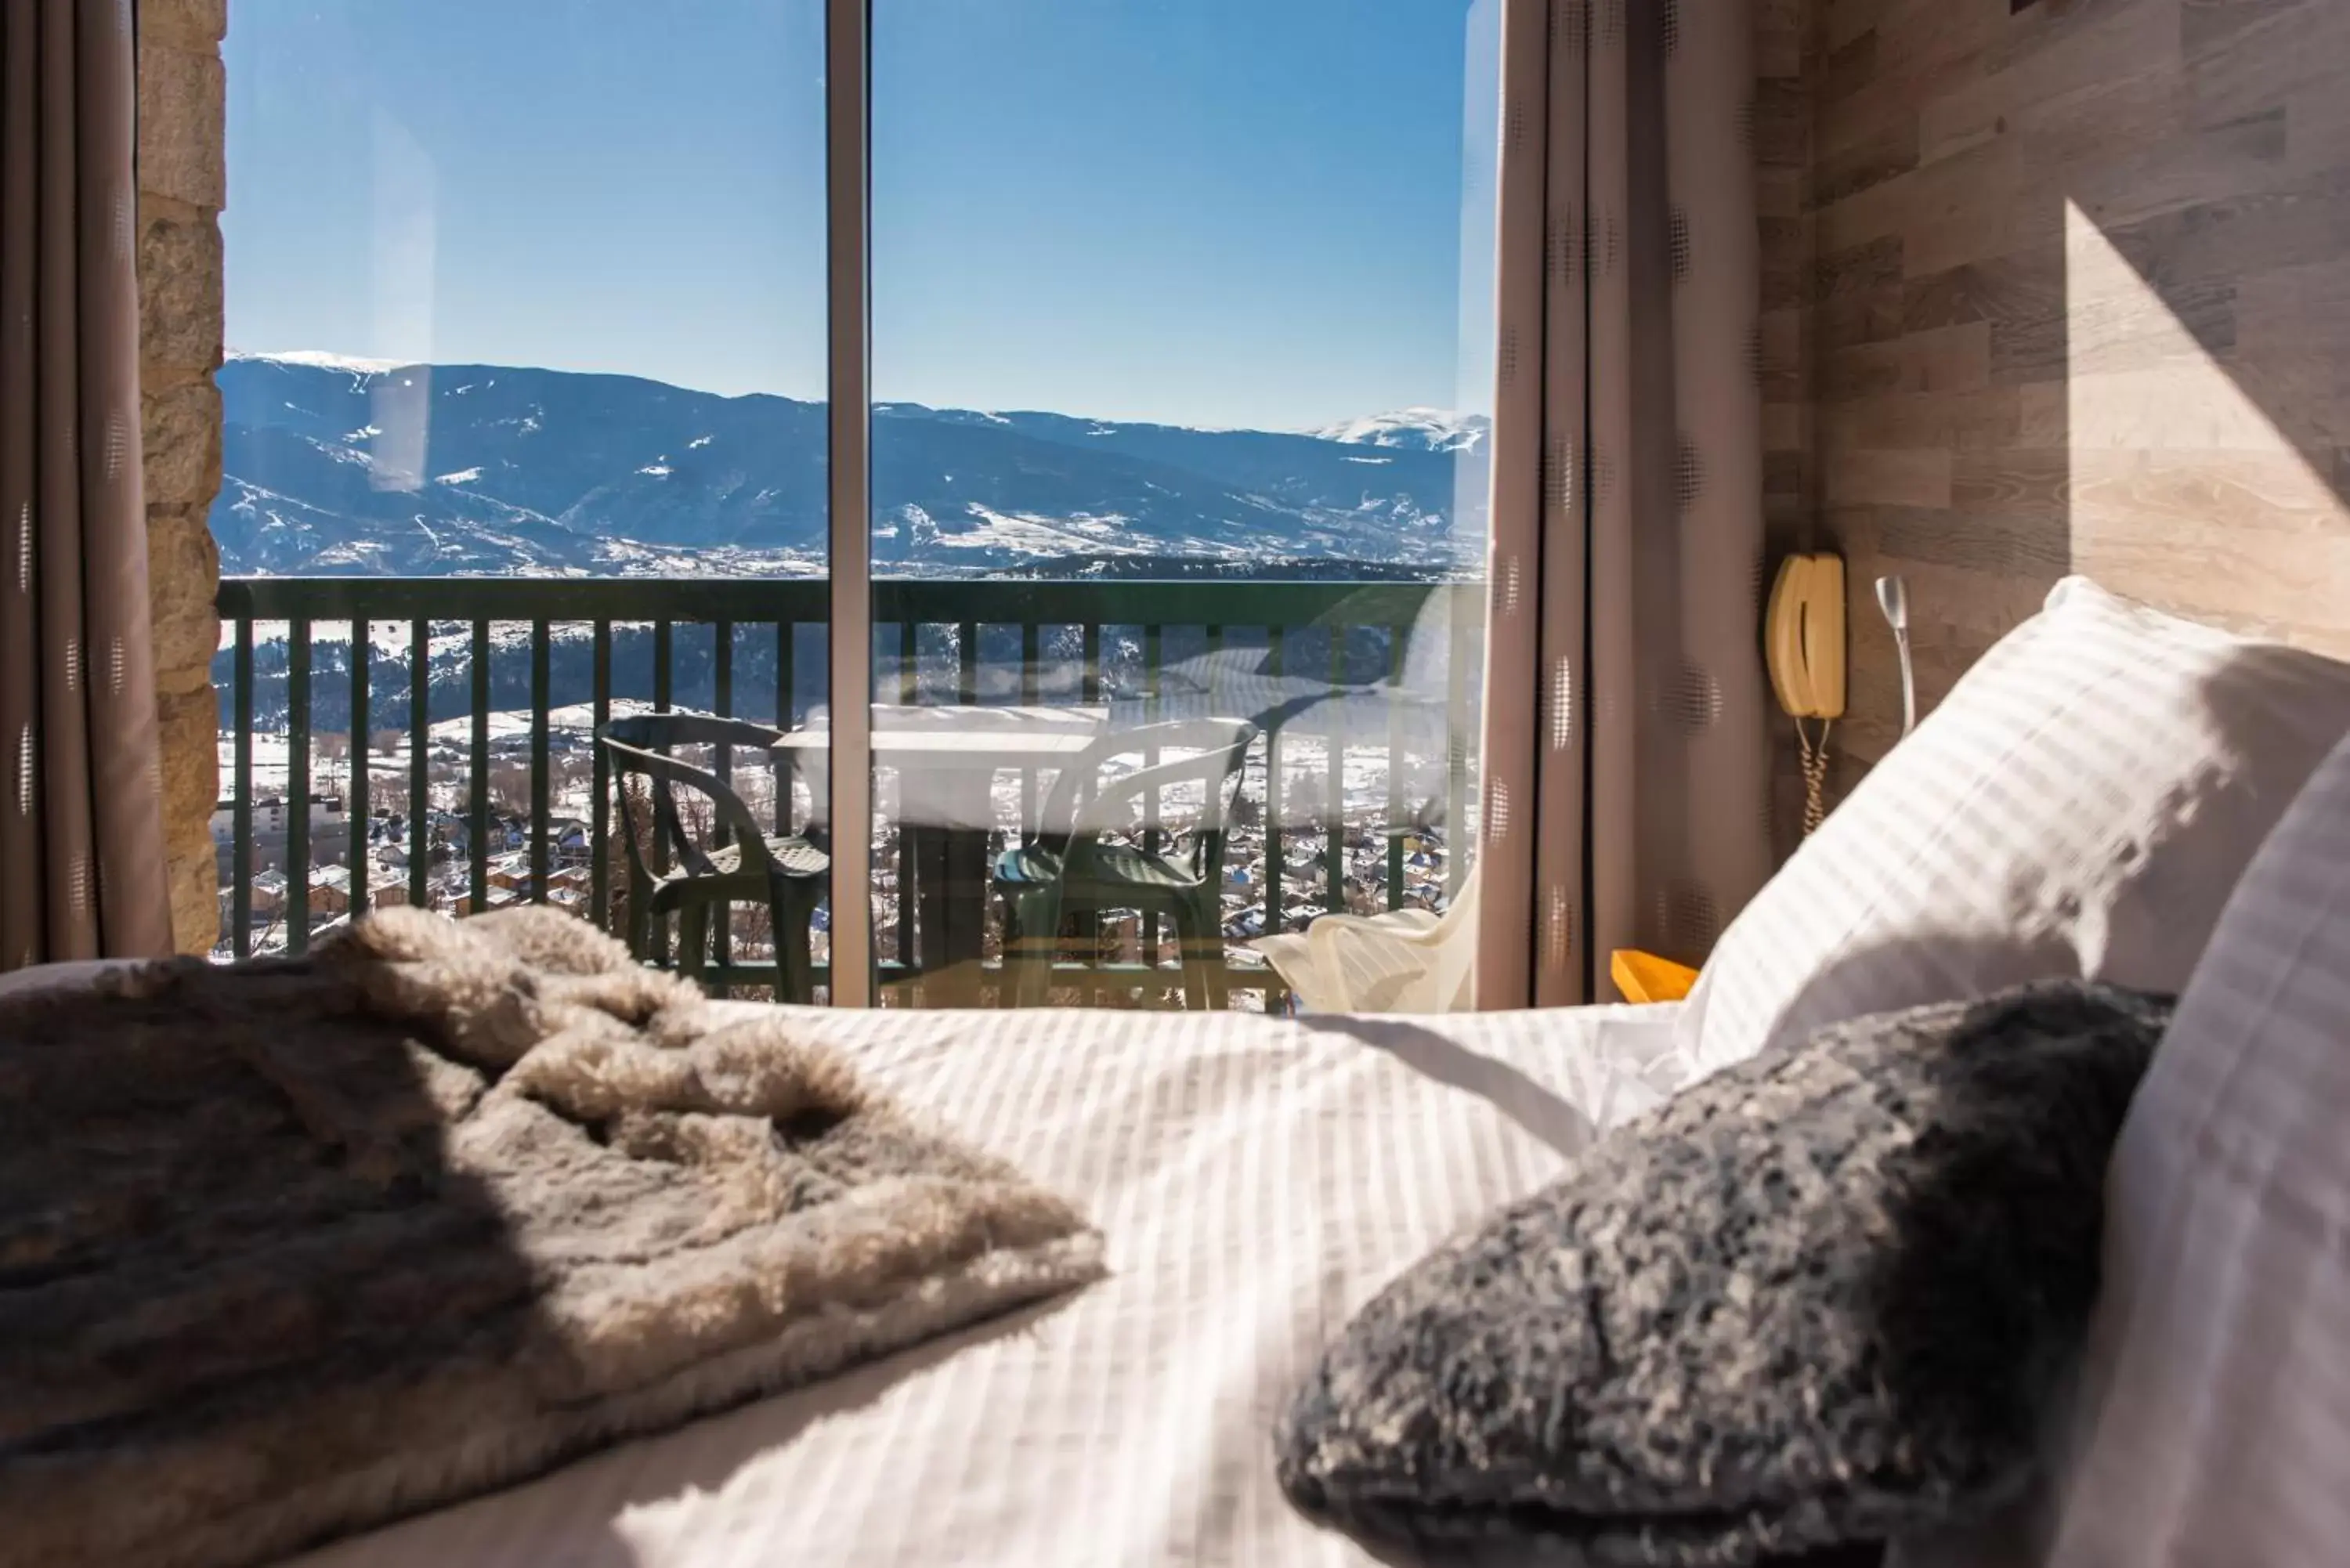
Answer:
(1306, 406, 1490, 452)
(941, 505, 1152, 555)
(216, 620, 606, 656)
(216, 701, 1471, 978)
(219, 706, 1465, 840)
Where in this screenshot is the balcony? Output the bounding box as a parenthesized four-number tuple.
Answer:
(213, 576, 1484, 1007)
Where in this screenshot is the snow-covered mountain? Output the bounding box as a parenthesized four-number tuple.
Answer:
(212, 353, 1489, 578)
(1305, 406, 1491, 454)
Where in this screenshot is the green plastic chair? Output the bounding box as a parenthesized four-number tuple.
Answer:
(992, 716, 1261, 1010)
(598, 714, 830, 1003)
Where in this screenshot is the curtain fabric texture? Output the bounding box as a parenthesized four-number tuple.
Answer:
(1477, 0, 1770, 1007)
(0, 0, 173, 969)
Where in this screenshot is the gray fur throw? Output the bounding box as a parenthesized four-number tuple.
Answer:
(0, 908, 1104, 1568)
(1276, 981, 2170, 1566)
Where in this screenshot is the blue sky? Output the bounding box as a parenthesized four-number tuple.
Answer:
(223, 1, 1495, 431)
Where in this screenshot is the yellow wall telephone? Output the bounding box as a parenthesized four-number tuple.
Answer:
(1766, 552, 1846, 833)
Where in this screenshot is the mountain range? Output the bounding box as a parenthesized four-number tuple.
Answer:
(212, 352, 1491, 579)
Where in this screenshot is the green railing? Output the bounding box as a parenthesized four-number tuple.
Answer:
(212, 576, 1483, 1005)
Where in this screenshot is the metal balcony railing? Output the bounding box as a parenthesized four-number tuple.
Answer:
(212, 576, 1484, 1006)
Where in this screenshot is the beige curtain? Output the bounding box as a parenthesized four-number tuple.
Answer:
(1477, 0, 1770, 1007)
(0, 0, 173, 969)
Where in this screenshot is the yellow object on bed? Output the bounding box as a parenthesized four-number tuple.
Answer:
(1611, 949, 1700, 1005)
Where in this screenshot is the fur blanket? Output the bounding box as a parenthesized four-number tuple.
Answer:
(0, 908, 1105, 1568)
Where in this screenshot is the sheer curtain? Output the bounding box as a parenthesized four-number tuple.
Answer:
(1477, 0, 1771, 1007)
(0, 0, 173, 968)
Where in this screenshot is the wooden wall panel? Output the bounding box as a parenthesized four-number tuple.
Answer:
(1796, 0, 2350, 786)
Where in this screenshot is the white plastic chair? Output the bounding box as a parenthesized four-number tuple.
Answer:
(1253, 865, 1478, 1013)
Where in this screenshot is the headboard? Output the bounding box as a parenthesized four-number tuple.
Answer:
(1778, 0, 2350, 784)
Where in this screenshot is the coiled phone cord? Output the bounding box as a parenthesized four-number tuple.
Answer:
(1797, 716, 1833, 836)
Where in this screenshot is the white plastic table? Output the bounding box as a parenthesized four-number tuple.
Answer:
(773, 705, 1108, 1001)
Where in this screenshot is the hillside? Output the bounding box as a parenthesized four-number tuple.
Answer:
(214, 354, 1491, 579)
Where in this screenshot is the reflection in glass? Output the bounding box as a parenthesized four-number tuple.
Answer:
(866, 1, 1499, 1010)
(215, 3, 833, 992)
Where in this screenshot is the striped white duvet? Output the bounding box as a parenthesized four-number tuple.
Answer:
(287, 1000, 1694, 1568)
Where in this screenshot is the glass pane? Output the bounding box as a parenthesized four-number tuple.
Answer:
(870, 1, 1498, 1012)
(217, 2, 835, 998)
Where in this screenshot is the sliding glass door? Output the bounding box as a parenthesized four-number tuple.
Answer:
(218, 0, 1495, 1011)
(863, 0, 1499, 1010)
(219, 2, 838, 981)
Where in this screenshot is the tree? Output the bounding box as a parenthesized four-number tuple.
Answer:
(313, 732, 350, 801)
(487, 761, 533, 818)
(551, 751, 594, 817)
(425, 760, 460, 815)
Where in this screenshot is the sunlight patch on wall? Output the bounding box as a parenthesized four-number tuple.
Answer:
(2063, 198, 2350, 652)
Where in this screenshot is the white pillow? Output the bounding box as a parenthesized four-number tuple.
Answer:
(2041, 726, 2350, 1566)
(1683, 575, 2350, 1073)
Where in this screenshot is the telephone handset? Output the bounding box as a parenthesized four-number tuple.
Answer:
(1766, 553, 1846, 720)
(1766, 553, 1847, 833)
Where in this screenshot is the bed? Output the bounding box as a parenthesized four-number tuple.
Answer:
(177, 995, 1686, 1568)
(17, 562, 2348, 1568)
(245, 573, 2350, 1568)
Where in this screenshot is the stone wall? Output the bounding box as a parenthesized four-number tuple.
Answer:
(137, 0, 227, 953)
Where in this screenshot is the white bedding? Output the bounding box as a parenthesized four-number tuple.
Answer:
(272, 999, 1693, 1568)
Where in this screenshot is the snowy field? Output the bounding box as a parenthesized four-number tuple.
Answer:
(219, 706, 1467, 842)
(216, 695, 1473, 985)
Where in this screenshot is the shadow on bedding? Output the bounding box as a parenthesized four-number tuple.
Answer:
(1757, 645, 2345, 1059)
(0, 954, 559, 1568)
(1303, 1015, 1605, 1162)
(555, 1295, 1086, 1568)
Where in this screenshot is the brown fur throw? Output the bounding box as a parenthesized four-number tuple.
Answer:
(0, 908, 1105, 1568)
